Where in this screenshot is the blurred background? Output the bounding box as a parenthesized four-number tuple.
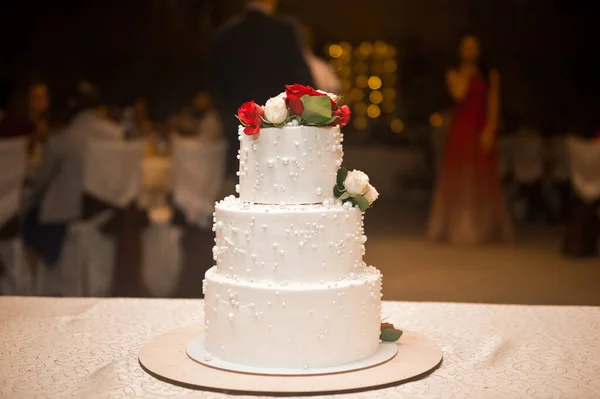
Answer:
(0, 0, 598, 304)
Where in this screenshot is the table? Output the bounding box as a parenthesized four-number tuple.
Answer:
(1, 297, 599, 398)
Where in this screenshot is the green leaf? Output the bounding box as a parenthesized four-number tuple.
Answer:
(339, 192, 351, 200)
(333, 185, 344, 198)
(301, 95, 333, 125)
(304, 115, 338, 126)
(353, 195, 370, 211)
(380, 328, 403, 342)
(336, 168, 348, 189)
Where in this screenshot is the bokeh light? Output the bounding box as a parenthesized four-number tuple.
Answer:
(367, 104, 381, 118)
(382, 87, 396, 100)
(359, 41, 373, 56)
(350, 88, 365, 101)
(369, 90, 383, 104)
(391, 119, 405, 134)
(354, 102, 368, 115)
(326, 40, 397, 122)
(353, 62, 369, 74)
(340, 41, 352, 53)
(340, 79, 352, 92)
(328, 44, 343, 58)
(356, 75, 369, 88)
(353, 115, 368, 130)
(331, 59, 343, 72)
(368, 76, 382, 90)
(374, 40, 388, 55)
(384, 60, 397, 73)
(340, 65, 352, 77)
(429, 112, 444, 127)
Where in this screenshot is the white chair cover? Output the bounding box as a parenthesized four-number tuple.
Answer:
(172, 137, 227, 228)
(0, 137, 27, 227)
(512, 133, 543, 183)
(0, 239, 31, 295)
(567, 136, 600, 203)
(0, 138, 28, 295)
(142, 222, 182, 297)
(83, 139, 145, 207)
(59, 211, 115, 297)
(59, 140, 145, 296)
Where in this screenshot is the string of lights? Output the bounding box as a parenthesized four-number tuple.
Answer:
(326, 40, 404, 134)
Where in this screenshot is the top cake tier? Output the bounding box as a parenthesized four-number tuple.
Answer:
(238, 126, 343, 204)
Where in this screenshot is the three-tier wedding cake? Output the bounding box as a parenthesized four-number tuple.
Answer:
(202, 84, 383, 370)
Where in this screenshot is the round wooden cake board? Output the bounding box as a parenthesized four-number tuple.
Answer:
(139, 324, 443, 395)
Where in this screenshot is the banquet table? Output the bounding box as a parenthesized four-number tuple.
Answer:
(1, 297, 599, 399)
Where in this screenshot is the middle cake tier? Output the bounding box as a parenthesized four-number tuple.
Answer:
(213, 196, 368, 283)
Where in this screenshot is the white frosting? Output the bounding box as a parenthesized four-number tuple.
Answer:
(237, 126, 343, 204)
(213, 197, 366, 283)
(203, 266, 382, 369)
(203, 119, 383, 370)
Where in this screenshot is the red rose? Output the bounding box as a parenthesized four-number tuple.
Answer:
(381, 322, 395, 330)
(331, 105, 351, 127)
(285, 84, 328, 116)
(285, 83, 322, 98)
(237, 101, 264, 135)
(286, 93, 304, 116)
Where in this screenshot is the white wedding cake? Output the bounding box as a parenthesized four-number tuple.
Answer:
(202, 85, 383, 370)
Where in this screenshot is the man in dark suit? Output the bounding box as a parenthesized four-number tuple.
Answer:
(208, 0, 314, 178)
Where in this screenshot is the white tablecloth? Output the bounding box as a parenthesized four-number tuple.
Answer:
(1, 297, 599, 398)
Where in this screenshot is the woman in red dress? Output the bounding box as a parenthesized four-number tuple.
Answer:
(428, 35, 513, 244)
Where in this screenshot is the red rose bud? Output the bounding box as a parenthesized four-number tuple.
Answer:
(238, 101, 264, 135)
(381, 322, 395, 330)
(332, 105, 351, 127)
(286, 94, 304, 115)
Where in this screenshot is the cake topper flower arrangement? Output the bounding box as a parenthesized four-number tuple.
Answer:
(236, 84, 351, 135)
(333, 168, 379, 211)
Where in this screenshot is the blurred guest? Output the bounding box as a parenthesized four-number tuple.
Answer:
(208, 0, 314, 177)
(0, 78, 49, 150)
(120, 97, 153, 139)
(23, 81, 124, 268)
(170, 90, 223, 141)
(428, 34, 513, 244)
(302, 25, 340, 94)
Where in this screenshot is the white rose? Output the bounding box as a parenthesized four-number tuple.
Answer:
(344, 169, 370, 195)
(317, 89, 339, 102)
(363, 184, 379, 205)
(264, 96, 288, 124)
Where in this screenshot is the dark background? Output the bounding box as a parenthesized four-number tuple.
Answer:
(1, 0, 598, 129)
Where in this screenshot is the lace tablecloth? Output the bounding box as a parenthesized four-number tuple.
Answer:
(1, 297, 599, 398)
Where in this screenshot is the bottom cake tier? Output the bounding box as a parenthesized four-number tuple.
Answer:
(202, 266, 382, 369)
